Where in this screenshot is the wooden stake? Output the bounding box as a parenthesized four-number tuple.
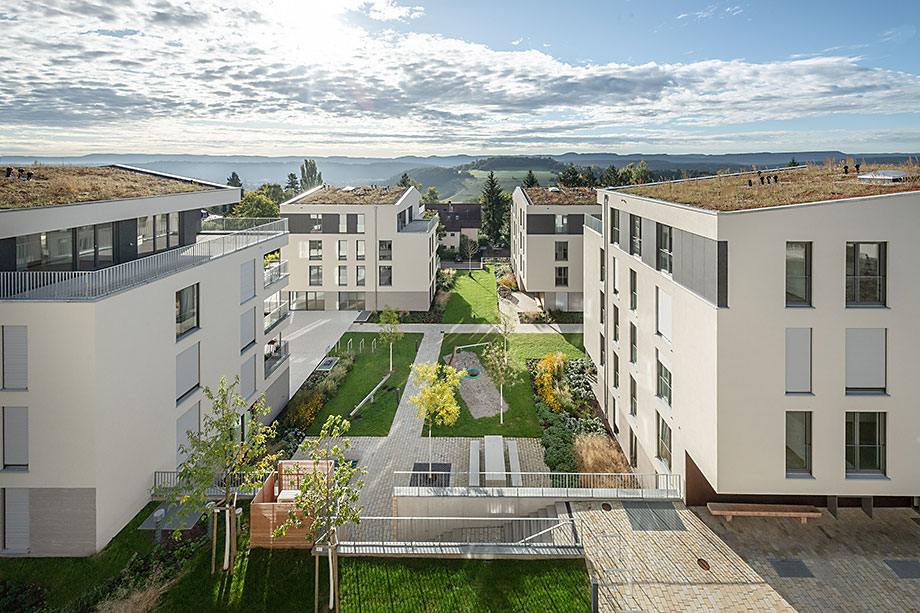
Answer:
(314, 549, 320, 613)
(333, 530, 340, 611)
(211, 509, 217, 575)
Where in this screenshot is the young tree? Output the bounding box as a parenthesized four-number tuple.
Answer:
(556, 165, 582, 188)
(420, 186, 441, 204)
(285, 172, 300, 192)
(459, 234, 479, 273)
(397, 172, 411, 188)
(274, 415, 366, 612)
(601, 164, 620, 187)
(154, 377, 278, 571)
(410, 362, 465, 475)
(788, 157, 798, 167)
(482, 343, 515, 426)
(377, 306, 403, 372)
(226, 171, 242, 187)
(299, 159, 323, 192)
(522, 169, 540, 188)
(233, 192, 279, 218)
(480, 171, 509, 245)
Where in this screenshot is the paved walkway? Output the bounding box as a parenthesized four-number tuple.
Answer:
(293, 329, 550, 519)
(286, 310, 358, 396)
(575, 501, 793, 612)
(351, 322, 583, 334)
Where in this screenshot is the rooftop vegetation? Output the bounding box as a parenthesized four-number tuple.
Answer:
(293, 185, 408, 205)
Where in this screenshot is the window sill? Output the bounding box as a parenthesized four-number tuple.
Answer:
(656, 396, 673, 419)
(844, 390, 888, 397)
(240, 294, 257, 307)
(176, 386, 200, 406)
(785, 304, 814, 309)
(176, 327, 200, 344)
(845, 304, 888, 309)
(1, 466, 28, 473)
(785, 472, 814, 480)
(845, 473, 889, 480)
(652, 457, 673, 475)
(241, 341, 256, 355)
(785, 392, 814, 397)
(0, 388, 28, 392)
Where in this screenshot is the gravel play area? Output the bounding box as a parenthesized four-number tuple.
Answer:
(449, 350, 507, 419)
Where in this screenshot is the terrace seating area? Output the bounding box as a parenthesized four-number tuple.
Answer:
(249, 460, 333, 549)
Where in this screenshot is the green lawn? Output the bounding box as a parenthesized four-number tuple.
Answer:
(443, 267, 499, 324)
(305, 332, 423, 437)
(0, 501, 159, 609)
(434, 333, 585, 438)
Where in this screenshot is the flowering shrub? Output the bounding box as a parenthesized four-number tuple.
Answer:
(285, 390, 324, 431)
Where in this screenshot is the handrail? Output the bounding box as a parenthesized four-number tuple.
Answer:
(1, 218, 287, 301)
(264, 260, 289, 288)
(264, 340, 290, 377)
(583, 214, 603, 235)
(264, 301, 290, 333)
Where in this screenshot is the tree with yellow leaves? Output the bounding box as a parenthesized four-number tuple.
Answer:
(410, 361, 466, 476)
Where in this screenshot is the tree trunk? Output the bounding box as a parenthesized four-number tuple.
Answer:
(499, 382, 503, 425)
(328, 540, 334, 610)
(389, 342, 393, 372)
(428, 419, 433, 477)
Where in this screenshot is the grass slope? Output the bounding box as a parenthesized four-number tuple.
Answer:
(446, 169, 558, 201)
(0, 501, 159, 609)
(443, 267, 499, 324)
(305, 332, 422, 437)
(434, 333, 585, 438)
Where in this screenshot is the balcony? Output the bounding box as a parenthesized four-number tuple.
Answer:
(583, 214, 602, 235)
(399, 214, 438, 234)
(264, 301, 289, 333)
(0, 219, 287, 301)
(264, 260, 289, 289)
(264, 340, 289, 377)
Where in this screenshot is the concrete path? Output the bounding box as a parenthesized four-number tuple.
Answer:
(286, 310, 358, 396)
(350, 322, 583, 334)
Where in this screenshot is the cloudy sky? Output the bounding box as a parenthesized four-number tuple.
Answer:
(1, 0, 918, 156)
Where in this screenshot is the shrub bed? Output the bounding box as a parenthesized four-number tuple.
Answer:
(519, 310, 584, 324)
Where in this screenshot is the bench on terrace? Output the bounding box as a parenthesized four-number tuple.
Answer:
(707, 502, 822, 524)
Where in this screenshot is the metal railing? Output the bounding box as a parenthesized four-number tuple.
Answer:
(1, 219, 287, 301)
(392, 471, 682, 500)
(263, 301, 290, 333)
(151, 470, 259, 499)
(264, 260, 289, 288)
(399, 214, 439, 233)
(584, 214, 603, 235)
(264, 340, 289, 377)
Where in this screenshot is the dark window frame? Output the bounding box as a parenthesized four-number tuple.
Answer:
(175, 284, 199, 339)
(785, 411, 812, 474)
(785, 241, 812, 306)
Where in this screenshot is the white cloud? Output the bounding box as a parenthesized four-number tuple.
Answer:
(0, 1, 917, 155)
(364, 0, 424, 22)
(676, 13, 688, 19)
(511, 38, 523, 46)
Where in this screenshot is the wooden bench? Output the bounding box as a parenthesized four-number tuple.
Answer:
(707, 502, 822, 524)
(507, 440, 523, 487)
(469, 441, 480, 487)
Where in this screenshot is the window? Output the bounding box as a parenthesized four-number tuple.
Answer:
(629, 323, 637, 363)
(785, 328, 812, 393)
(309, 265, 323, 286)
(356, 240, 365, 261)
(339, 292, 366, 310)
(77, 225, 94, 270)
(379, 240, 392, 261)
(846, 242, 886, 305)
(656, 287, 672, 342)
(379, 265, 393, 286)
(599, 333, 605, 366)
(338, 240, 347, 260)
(356, 266, 366, 286)
(1, 326, 27, 390)
(600, 291, 605, 325)
(610, 209, 620, 244)
(630, 214, 642, 256)
(555, 241, 568, 262)
(554, 266, 568, 287)
(176, 285, 199, 338)
(845, 328, 886, 393)
(356, 214, 365, 233)
(298, 241, 309, 259)
(289, 291, 307, 310)
(2, 407, 28, 470)
(168, 212, 179, 248)
(612, 256, 619, 294)
(657, 359, 672, 406)
(240, 308, 255, 351)
(307, 291, 325, 310)
(629, 428, 638, 468)
(657, 413, 672, 469)
(657, 224, 673, 273)
(156, 214, 168, 250)
(600, 248, 605, 282)
(97, 223, 114, 267)
(785, 242, 811, 306)
(845, 412, 886, 473)
(176, 343, 200, 401)
(629, 269, 637, 310)
(240, 259, 255, 302)
(309, 214, 322, 233)
(613, 352, 619, 389)
(137, 215, 155, 255)
(309, 240, 322, 260)
(630, 375, 637, 415)
(339, 215, 347, 233)
(613, 305, 619, 342)
(785, 411, 811, 474)
(555, 214, 568, 234)
(338, 265, 347, 286)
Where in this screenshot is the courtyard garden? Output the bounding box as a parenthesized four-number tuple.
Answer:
(433, 332, 584, 438)
(278, 331, 423, 438)
(442, 266, 500, 324)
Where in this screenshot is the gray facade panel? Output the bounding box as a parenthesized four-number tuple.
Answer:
(526, 214, 555, 235)
(703, 237, 718, 304)
(321, 214, 339, 234)
(115, 218, 137, 264)
(179, 210, 201, 247)
(718, 241, 729, 307)
(28, 488, 96, 557)
(346, 214, 358, 234)
(0, 237, 15, 272)
(282, 213, 312, 235)
(566, 214, 585, 235)
(641, 218, 656, 268)
(669, 227, 722, 306)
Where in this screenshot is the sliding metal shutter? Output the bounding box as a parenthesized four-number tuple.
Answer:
(176, 402, 200, 467)
(2, 407, 28, 468)
(240, 259, 255, 302)
(240, 308, 255, 351)
(845, 328, 886, 390)
(240, 355, 256, 399)
(785, 328, 812, 393)
(2, 326, 27, 389)
(176, 343, 200, 400)
(656, 287, 673, 342)
(4, 488, 30, 551)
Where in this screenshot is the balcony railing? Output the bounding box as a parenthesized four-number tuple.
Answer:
(264, 260, 289, 288)
(583, 214, 603, 235)
(264, 301, 289, 333)
(1, 219, 287, 301)
(399, 214, 439, 233)
(264, 340, 289, 377)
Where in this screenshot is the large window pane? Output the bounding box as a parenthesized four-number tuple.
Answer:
(289, 291, 307, 310)
(846, 242, 886, 305)
(657, 359, 672, 406)
(15, 233, 42, 271)
(630, 215, 642, 256)
(845, 412, 886, 473)
(46, 229, 73, 270)
(554, 266, 568, 287)
(77, 225, 95, 270)
(97, 223, 114, 267)
(168, 212, 179, 247)
(786, 242, 811, 305)
(156, 214, 169, 251)
(309, 240, 322, 260)
(138, 216, 155, 255)
(657, 224, 672, 273)
(657, 413, 672, 469)
(176, 284, 199, 338)
(379, 240, 392, 261)
(785, 411, 811, 473)
(356, 240, 365, 261)
(307, 291, 325, 310)
(309, 266, 323, 285)
(379, 265, 393, 286)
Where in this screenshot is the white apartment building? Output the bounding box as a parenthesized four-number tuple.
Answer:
(0, 165, 291, 556)
(511, 187, 601, 312)
(583, 166, 920, 511)
(280, 185, 438, 312)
